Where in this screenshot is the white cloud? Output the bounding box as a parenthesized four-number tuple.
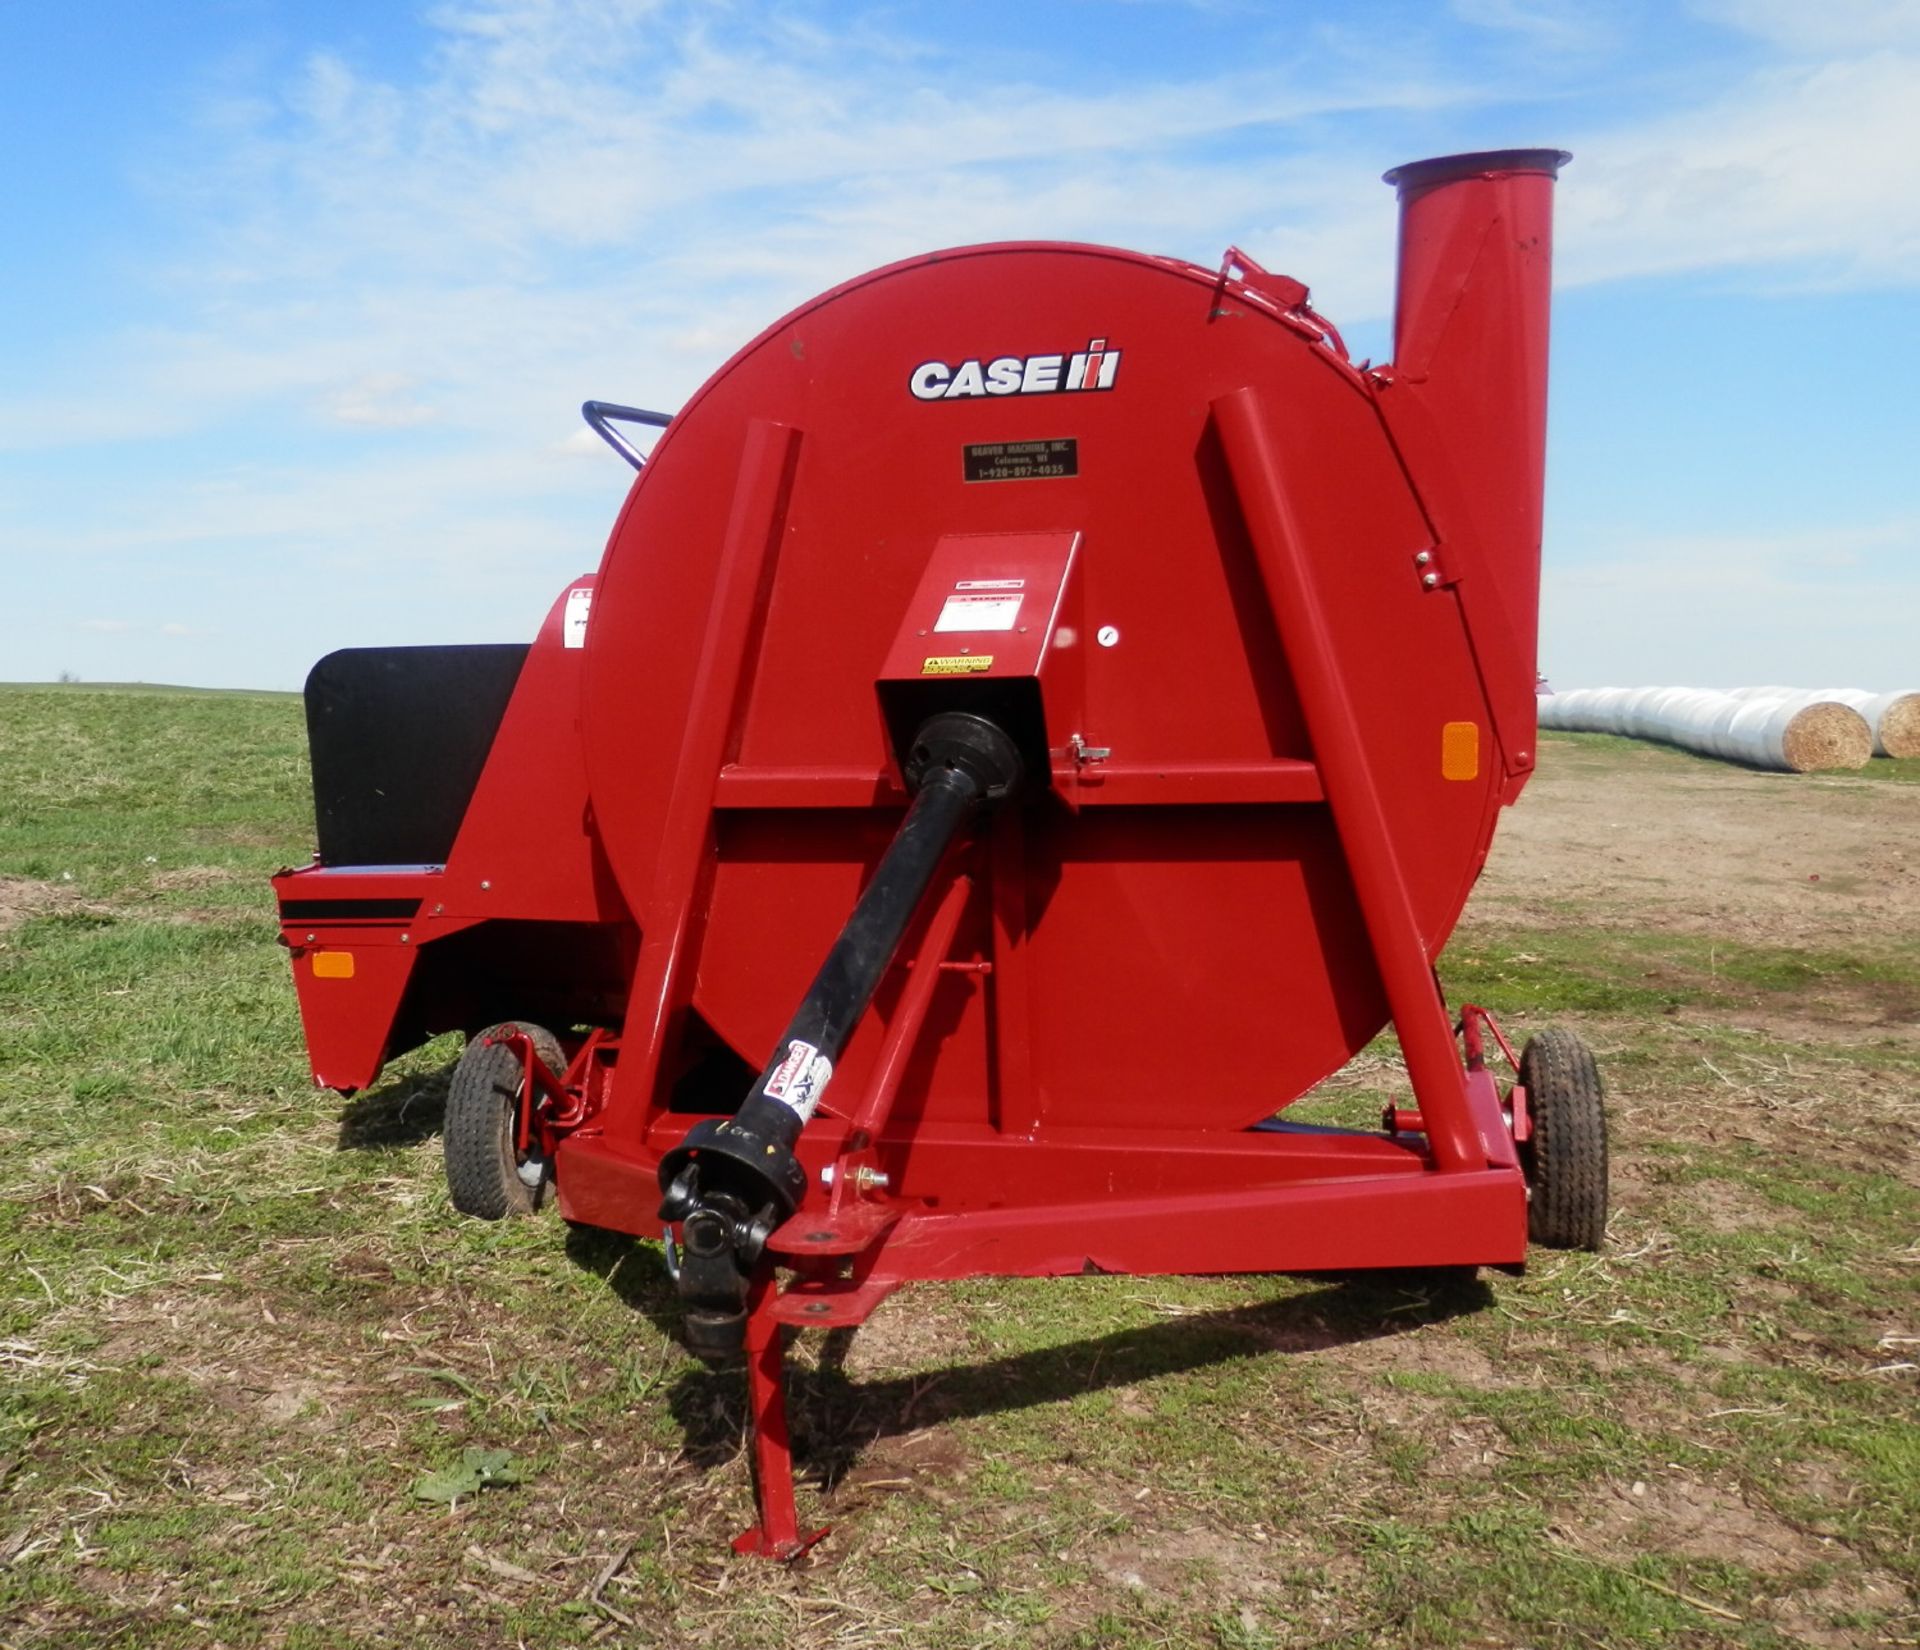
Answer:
(12, 0, 1908, 474)
(1559, 50, 1920, 288)
(323, 373, 440, 427)
(0, 9, 1471, 462)
(1694, 0, 1920, 51)
(1452, 0, 1617, 53)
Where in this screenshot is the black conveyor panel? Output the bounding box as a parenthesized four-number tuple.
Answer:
(304, 644, 528, 867)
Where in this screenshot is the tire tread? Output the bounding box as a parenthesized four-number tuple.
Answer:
(444, 1023, 564, 1220)
(1519, 1027, 1608, 1251)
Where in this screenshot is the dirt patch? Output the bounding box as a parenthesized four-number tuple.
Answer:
(1661, 1177, 1777, 1234)
(1772, 1573, 1914, 1649)
(830, 1430, 971, 1506)
(87, 1287, 386, 1431)
(1569, 1472, 1825, 1571)
(1329, 1326, 1501, 1387)
(1478, 739, 1919, 950)
(1558, 1473, 1910, 1648)
(831, 1295, 977, 1379)
(0, 874, 112, 934)
(1352, 1373, 1510, 1480)
(1085, 1521, 1306, 1597)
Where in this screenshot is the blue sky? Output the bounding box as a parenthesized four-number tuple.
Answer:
(3, 0, 1916, 691)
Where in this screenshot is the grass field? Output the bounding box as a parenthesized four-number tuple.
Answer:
(2, 685, 1916, 1648)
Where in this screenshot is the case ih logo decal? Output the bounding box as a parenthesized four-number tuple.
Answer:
(909, 339, 1121, 401)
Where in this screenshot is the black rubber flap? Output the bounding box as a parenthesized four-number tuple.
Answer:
(304, 644, 529, 867)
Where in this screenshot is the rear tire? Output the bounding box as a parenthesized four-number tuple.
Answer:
(444, 1022, 565, 1220)
(1517, 1028, 1608, 1251)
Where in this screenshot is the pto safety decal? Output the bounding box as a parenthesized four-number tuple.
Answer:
(934, 591, 1022, 632)
(922, 655, 994, 675)
(563, 586, 592, 649)
(763, 1039, 833, 1121)
(910, 339, 1120, 401)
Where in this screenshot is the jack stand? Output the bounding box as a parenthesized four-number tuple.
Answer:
(731, 1277, 827, 1560)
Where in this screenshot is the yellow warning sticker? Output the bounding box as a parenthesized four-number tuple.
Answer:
(921, 655, 994, 676)
(1441, 720, 1480, 781)
(312, 951, 356, 979)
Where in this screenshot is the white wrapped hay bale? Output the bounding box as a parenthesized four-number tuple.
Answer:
(1849, 691, 1920, 758)
(1729, 687, 1920, 759)
(1539, 686, 1871, 772)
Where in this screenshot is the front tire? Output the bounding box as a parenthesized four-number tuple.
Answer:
(444, 1022, 565, 1219)
(1517, 1028, 1609, 1251)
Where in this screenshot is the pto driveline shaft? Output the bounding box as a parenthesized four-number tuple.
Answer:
(654, 713, 1022, 1362)
(658, 710, 1022, 1224)
(735, 762, 980, 1141)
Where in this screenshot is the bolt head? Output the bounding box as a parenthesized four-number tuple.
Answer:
(1414, 550, 1432, 567)
(1421, 572, 1439, 589)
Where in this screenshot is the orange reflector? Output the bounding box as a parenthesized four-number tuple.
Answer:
(1441, 721, 1480, 781)
(312, 951, 356, 979)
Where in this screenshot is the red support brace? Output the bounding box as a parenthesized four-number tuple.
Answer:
(1213, 385, 1483, 1175)
(609, 419, 804, 1147)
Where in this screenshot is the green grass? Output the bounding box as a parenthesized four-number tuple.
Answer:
(2, 686, 1916, 1647)
(1542, 728, 1920, 785)
(0, 683, 308, 900)
(1440, 925, 1920, 1019)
